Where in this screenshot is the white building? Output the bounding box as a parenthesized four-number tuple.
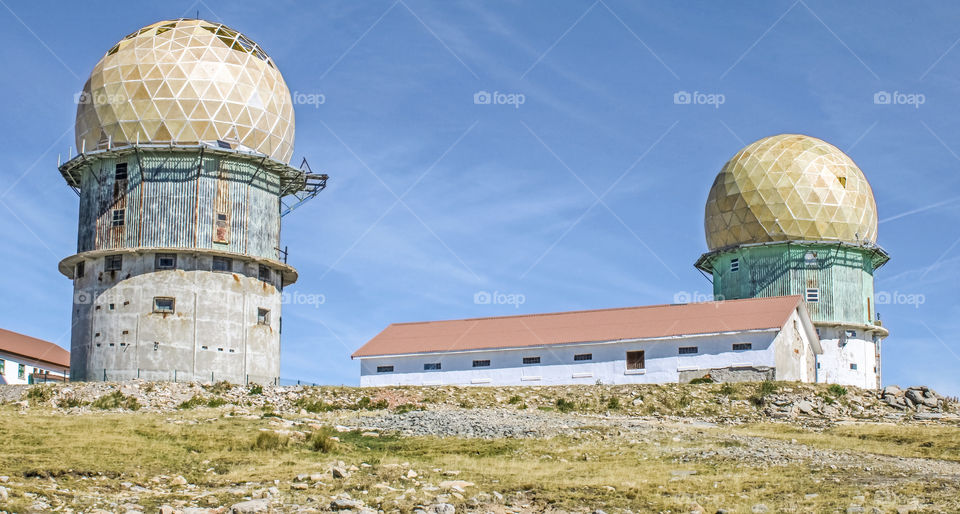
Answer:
(0, 328, 70, 385)
(354, 296, 821, 387)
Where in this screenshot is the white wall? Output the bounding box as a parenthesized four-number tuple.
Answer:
(815, 326, 879, 389)
(0, 351, 69, 385)
(358, 330, 781, 387)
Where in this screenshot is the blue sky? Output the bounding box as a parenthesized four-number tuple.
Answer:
(1, 1, 958, 394)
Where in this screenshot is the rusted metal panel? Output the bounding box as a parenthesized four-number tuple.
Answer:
(75, 149, 282, 260)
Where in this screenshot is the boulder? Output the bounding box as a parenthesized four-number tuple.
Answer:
(905, 389, 925, 405)
(330, 498, 365, 510)
(796, 400, 814, 415)
(230, 499, 270, 514)
(881, 385, 901, 397)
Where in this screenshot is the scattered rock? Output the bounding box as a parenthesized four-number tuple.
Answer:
(230, 499, 270, 514)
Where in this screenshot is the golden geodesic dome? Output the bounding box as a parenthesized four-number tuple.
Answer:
(704, 134, 878, 251)
(75, 19, 294, 163)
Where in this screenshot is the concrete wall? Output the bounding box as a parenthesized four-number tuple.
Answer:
(815, 326, 879, 389)
(0, 351, 69, 385)
(70, 251, 281, 384)
(358, 330, 790, 387)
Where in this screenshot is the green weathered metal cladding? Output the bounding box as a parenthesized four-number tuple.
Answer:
(73, 148, 283, 260)
(696, 242, 890, 327)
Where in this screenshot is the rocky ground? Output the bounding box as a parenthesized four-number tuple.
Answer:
(0, 381, 958, 513)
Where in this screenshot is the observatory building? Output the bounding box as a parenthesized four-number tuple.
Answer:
(355, 134, 888, 389)
(696, 134, 889, 389)
(58, 19, 326, 383)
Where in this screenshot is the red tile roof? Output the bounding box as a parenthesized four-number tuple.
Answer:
(353, 296, 803, 358)
(0, 328, 70, 368)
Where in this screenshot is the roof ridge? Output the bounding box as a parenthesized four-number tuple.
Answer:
(390, 295, 801, 326)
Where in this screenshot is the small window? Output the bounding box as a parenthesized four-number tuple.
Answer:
(816, 362, 821, 369)
(153, 297, 175, 313)
(815, 328, 821, 337)
(212, 256, 232, 272)
(472, 359, 491, 367)
(258, 265, 271, 282)
(850, 363, 858, 370)
(626, 350, 645, 370)
(377, 365, 394, 373)
(730, 258, 739, 272)
(806, 288, 819, 303)
(153, 342, 159, 351)
(18, 364, 25, 379)
(108, 303, 115, 310)
(522, 356, 540, 364)
(105, 255, 122, 271)
(574, 353, 592, 361)
(112, 209, 125, 227)
(679, 346, 698, 355)
(0, 359, 5, 375)
(201, 345, 208, 350)
(845, 330, 857, 338)
(804, 251, 818, 268)
(423, 362, 441, 370)
(732, 343, 752, 351)
(115, 162, 128, 181)
(155, 253, 177, 270)
(257, 308, 270, 325)
(75, 261, 85, 278)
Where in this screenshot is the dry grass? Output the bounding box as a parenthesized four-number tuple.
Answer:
(0, 404, 957, 512)
(733, 422, 960, 462)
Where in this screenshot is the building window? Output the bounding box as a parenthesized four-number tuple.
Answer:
(75, 261, 85, 278)
(105, 254, 122, 271)
(815, 328, 821, 337)
(732, 343, 752, 351)
(153, 297, 175, 313)
(258, 265, 271, 282)
(18, 364, 25, 379)
(574, 353, 592, 361)
(806, 288, 819, 303)
(212, 256, 232, 272)
(679, 346, 698, 355)
(730, 258, 739, 272)
(111, 209, 125, 227)
(850, 363, 858, 371)
(257, 308, 270, 325)
(424, 362, 441, 370)
(845, 330, 857, 338)
(804, 251, 818, 268)
(472, 360, 491, 367)
(626, 350, 645, 370)
(816, 362, 821, 369)
(155, 253, 177, 270)
(115, 162, 128, 181)
(522, 356, 540, 365)
(0, 359, 4, 375)
(377, 365, 394, 373)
